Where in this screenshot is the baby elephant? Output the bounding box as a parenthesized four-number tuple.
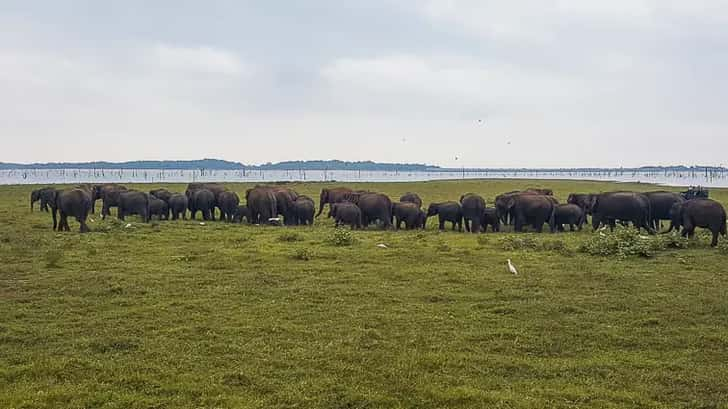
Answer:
(292, 196, 316, 226)
(480, 208, 501, 232)
(554, 204, 586, 231)
(426, 202, 463, 231)
(149, 197, 169, 220)
(331, 202, 362, 229)
(392, 202, 425, 230)
(233, 205, 251, 224)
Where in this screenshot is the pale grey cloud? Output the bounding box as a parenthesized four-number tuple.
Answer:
(1, 1, 727, 168)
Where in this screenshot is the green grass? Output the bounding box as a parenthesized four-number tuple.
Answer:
(1, 179, 728, 408)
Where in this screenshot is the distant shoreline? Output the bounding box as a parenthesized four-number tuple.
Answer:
(3, 167, 728, 188)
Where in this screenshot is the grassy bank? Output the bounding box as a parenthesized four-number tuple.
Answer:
(1, 179, 727, 408)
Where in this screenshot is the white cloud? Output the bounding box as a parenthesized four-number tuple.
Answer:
(149, 44, 251, 76)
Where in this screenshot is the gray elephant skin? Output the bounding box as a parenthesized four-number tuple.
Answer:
(591, 192, 654, 234)
(245, 187, 278, 224)
(426, 202, 463, 231)
(678, 199, 726, 246)
(392, 202, 425, 230)
(51, 188, 92, 233)
(331, 202, 362, 229)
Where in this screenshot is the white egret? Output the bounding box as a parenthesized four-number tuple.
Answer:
(507, 259, 518, 275)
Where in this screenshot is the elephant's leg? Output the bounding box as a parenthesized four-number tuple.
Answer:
(60, 212, 68, 231)
(711, 230, 719, 247)
(534, 222, 543, 233)
(439, 219, 445, 230)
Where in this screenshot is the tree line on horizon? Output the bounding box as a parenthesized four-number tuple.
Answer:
(0, 159, 724, 173)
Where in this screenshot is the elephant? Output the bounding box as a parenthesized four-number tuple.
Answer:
(292, 196, 315, 226)
(500, 194, 556, 233)
(271, 187, 299, 225)
(357, 193, 393, 229)
(149, 197, 169, 220)
(233, 205, 251, 224)
(331, 202, 362, 229)
(92, 184, 127, 215)
(218, 191, 240, 222)
(679, 199, 726, 246)
(399, 192, 423, 208)
(168, 193, 188, 220)
(426, 202, 463, 231)
(245, 187, 278, 225)
(149, 188, 173, 204)
(118, 191, 150, 222)
(31, 187, 56, 212)
(644, 191, 685, 231)
(460, 193, 486, 233)
(526, 188, 553, 196)
(480, 208, 501, 233)
(554, 204, 586, 231)
(188, 189, 216, 221)
(186, 183, 228, 220)
(663, 201, 684, 234)
(51, 188, 92, 233)
(591, 192, 654, 234)
(495, 191, 541, 225)
(317, 187, 357, 217)
(95, 185, 129, 219)
(567, 193, 596, 214)
(392, 202, 425, 230)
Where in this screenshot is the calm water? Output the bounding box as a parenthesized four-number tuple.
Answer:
(2, 168, 728, 188)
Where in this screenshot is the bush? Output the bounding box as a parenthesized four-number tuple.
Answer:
(278, 232, 303, 242)
(327, 228, 356, 246)
(292, 248, 313, 261)
(660, 232, 690, 249)
(718, 239, 728, 254)
(500, 236, 539, 251)
(579, 227, 664, 258)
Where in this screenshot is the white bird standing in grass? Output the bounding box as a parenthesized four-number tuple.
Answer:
(507, 259, 518, 275)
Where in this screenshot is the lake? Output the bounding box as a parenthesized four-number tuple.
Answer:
(2, 168, 728, 188)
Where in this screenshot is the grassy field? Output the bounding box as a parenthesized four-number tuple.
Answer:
(1, 179, 728, 409)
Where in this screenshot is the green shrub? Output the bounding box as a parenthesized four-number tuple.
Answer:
(327, 228, 356, 246)
(579, 227, 664, 258)
(500, 236, 539, 251)
(660, 232, 690, 249)
(718, 239, 728, 254)
(292, 248, 313, 261)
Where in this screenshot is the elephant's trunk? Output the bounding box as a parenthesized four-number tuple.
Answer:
(316, 190, 327, 217)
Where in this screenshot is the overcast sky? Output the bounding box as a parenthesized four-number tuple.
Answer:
(2, 1, 727, 168)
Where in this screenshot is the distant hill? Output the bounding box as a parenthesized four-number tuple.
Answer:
(0, 159, 440, 171)
(0, 159, 724, 173)
(0, 159, 246, 170)
(256, 160, 439, 171)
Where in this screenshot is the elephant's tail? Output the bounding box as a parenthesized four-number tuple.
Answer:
(721, 217, 727, 236)
(548, 205, 557, 233)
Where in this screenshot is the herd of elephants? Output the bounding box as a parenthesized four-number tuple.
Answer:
(29, 183, 728, 246)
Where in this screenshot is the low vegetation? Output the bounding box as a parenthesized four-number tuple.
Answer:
(1, 179, 727, 408)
